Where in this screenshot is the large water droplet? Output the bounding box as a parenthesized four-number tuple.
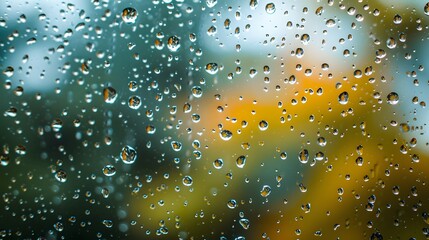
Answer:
(220, 130, 233, 141)
(182, 176, 193, 186)
(393, 14, 402, 24)
(128, 95, 142, 109)
(265, 3, 276, 14)
(338, 91, 349, 105)
(103, 87, 117, 104)
(260, 185, 272, 197)
(122, 7, 138, 24)
(250, 0, 258, 10)
(171, 141, 183, 152)
(300, 34, 310, 45)
(258, 120, 269, 131)
(102, 165, 116, 176)
(386, 92, 399, 105)
(298, 149, 309, 163)
(213, 158, 224, 169)
(167, 35, 180, 52)
(206, 0, 217, 8)
(236, 155, 246, 168)
(227, 199, 237, 209)
(239, 218, 250, 229)
(55, 169, 67, 182)
(121, 145, 137, 164)
(205, 63, 218, 74)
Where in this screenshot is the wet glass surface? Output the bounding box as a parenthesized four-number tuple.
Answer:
(1, 0, 429, 239)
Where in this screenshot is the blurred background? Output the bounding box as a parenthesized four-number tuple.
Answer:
(1, 0, 429, 239)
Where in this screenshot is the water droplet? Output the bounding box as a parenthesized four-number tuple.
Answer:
(3, 66, 14, 77)
(317, 137, 326, 147)
(298, 149, 309, 163)
(393, 14, 402, 24)
(315, 6, 324, 16)
(220, 130, 233, 141)
(103, 87, 117, 104)
(314, 151, 324, 161)
(265, 3, 276, 14)
(326, 19, 336, 27)
(227, 199, 237, 209)
(146, 125, 156, 134)
(250, 0, 258, 9)
(260, 185, 272, 197)
(206, 0, 217, 8)
(386, 92, 399, 105)
(182, 176, 193, 186)
(300, 34, 310, 45)
(205, 63, 218, 74)
(386, 37, 397, 49)
(375, 49, 386, 58)
(103, 220, 113, 228)
(121, 145, 137, 164)
(236, 155, 246, 168)
(122, 7, 138, 24)
(370, 232, 383, 240)
(171, 141, 182, 152)
(338, 91, 349, 105)
(51, 118, 63, 131)
(207, 25, 217, 36)
(249, 68, 258, 78)
(258, 120, 269, 131)
(191, 86, 203, 98)
(102, 164, 116, 176)
(101, 188, 110, 198)
(213, 158, 224, 169)
(167, 35, 180, 52)
(239, 218, 250, 229)
(280, 152, 288, 160)
(55, 169, 67, 182)
(352, 156, 363, 166)
(128, 95, 142, 109)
